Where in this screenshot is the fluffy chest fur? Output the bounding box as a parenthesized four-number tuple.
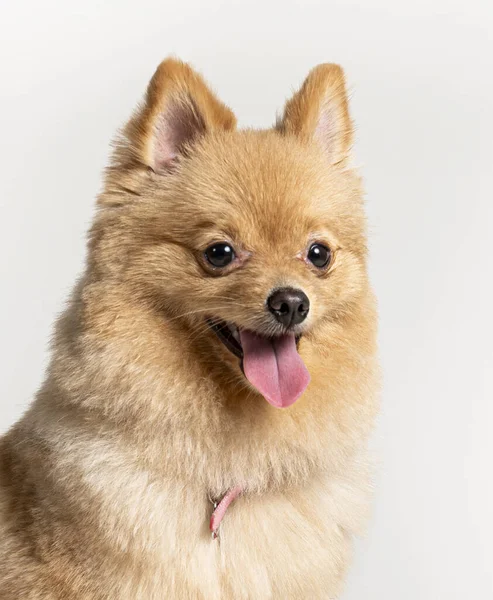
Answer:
(80, 462, 370, 599)
(5, 407, 372, 599)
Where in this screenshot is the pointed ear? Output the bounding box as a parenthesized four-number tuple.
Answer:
(123, 58, 236, 172)
(277, 64, 353, 166)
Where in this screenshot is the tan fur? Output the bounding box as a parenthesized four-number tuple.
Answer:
(0, 59, 379, 599)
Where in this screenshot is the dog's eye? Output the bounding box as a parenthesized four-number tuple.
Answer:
(204, 243, 236, 268)
(307, 243, 331, 268)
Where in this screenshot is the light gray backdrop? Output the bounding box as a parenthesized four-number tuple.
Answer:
(1, 1, 492, 598)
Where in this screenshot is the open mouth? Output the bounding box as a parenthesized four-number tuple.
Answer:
(207, 319, 310, 408)
(208, 320, 244, 359)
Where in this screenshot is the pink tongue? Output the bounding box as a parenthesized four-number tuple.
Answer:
(239, 331, 310, 408)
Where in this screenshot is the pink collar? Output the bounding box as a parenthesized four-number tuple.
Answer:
(209, 485, 243, 540)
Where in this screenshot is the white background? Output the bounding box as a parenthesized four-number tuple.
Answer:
(1, 1, 492, 598)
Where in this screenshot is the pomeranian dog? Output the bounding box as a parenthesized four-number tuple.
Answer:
(0, 59, 379, 599)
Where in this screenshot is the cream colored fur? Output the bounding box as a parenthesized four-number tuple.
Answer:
(0, 59, 379, 599)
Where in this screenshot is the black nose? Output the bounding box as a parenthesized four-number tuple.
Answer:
(267, 288, 310, 328)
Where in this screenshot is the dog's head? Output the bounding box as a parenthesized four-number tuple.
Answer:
(96, 59, 369, 408)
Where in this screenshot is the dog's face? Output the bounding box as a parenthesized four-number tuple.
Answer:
(100, 60, 368, 408)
